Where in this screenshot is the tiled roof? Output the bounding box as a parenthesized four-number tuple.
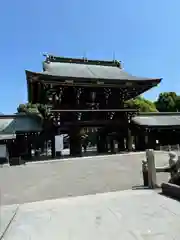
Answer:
(132, 113, 180, 128)
(0, 134, 16, 140)
(26, 55, 161, 84)
(0, 114, 42, 134)
(41, 61, 159, 81)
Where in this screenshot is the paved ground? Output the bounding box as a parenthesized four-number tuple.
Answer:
(1, 190, 180, 239)
(0, 151, 171, 205)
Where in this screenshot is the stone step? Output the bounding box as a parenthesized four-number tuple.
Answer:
(161, 182, 180, 200)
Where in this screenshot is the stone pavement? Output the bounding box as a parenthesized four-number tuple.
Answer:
(1, 190, 180, 239)
(0, 151, 171, 205)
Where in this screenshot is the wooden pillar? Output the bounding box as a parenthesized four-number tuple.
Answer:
(16, 134, 26, 159)
(147, 131, 156, 149)
(110, 138, 115, 154)
(40, 83, 46, 104)
(37, 82, 41, 103)
(28, 81, 33, 102)
(15, 135, 20, 158)
(135, 130, 147, 151)
(145, 129, 149, 149)
(97, 131, 108, 154)
(26, 136, 32, 160)
(69, 127, 82, 157)
(96, 134, 100, 153)
(127, 128, 133, 152)
(118, 137, 124, 152)
(51, 135, 56, 159)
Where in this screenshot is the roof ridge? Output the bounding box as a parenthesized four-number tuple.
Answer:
(139, 112, 180, 116)
(44, 54, 122, 68)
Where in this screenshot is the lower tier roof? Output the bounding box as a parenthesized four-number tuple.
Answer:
(0, 114, 42, 134)
(0, 134, 16, 140)
(132, 113, 180, 128)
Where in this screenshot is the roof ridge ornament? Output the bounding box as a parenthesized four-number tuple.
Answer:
(43, 53, 50, 63)
(114, 60, 123, 69)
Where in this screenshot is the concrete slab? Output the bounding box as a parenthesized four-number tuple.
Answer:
(0, 152, 171, 205)
(1, 190, 180, 239)
(0, 204, 19, 239)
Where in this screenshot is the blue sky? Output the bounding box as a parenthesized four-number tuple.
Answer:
(0, 0, 180, 114)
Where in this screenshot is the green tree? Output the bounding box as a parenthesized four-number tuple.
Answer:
(175, 96, 180, 112)
(155, 92, 177, 112)
(125, 97, 157, 112)
(17, 103, 50, 120)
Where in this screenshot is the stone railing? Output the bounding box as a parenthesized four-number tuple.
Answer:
(143, 149, 180, 199)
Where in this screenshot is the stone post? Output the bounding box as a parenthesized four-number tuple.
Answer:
(146, 149, 157, 189)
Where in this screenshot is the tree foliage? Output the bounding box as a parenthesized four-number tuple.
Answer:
(175, 96, 180, 112)
(17, 103, 50, 120)
(125, 97, 158, 112)
(155, 92, 178, 112)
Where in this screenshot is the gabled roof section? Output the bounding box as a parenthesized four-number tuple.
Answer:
(42, 62, 158, 81)
(0, 134, 16, 140)
(26, 54, 162, 84)
(132, 112, 180, 128)
(0, 114, 42, 134)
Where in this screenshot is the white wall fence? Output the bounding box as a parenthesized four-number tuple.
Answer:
(159, 144, 180, 152)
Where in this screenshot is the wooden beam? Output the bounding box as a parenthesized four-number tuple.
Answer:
(50, 109, 139, 113)
(59, 120, 127, 127)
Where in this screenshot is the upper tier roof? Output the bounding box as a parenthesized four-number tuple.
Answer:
(42, 61, 155, 81)
(26, 55, 162, 84)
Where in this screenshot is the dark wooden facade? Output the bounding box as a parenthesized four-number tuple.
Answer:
(26, 54, 161, 156)
(131, 113, 180, 150)
(0, 114, 43, 164)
